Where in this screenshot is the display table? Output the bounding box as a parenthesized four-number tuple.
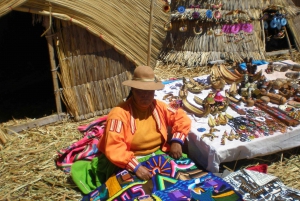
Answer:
(155, 60, 300, 173)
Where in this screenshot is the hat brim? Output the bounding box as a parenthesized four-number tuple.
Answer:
(122, 80, 165, 90)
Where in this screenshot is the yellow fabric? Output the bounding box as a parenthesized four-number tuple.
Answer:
(130, 105, 163, 156)
(105, 174, 122, 197)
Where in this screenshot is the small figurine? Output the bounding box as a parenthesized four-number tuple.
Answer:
(265, 62, 274, 74)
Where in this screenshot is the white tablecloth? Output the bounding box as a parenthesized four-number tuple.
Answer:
(155, 60, 300, 173)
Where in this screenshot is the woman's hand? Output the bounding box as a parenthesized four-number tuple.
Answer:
(169, 141, 182, 159)
(135, 165, 152, 181)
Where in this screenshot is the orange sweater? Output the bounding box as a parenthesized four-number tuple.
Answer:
(98, 98, 191, 172)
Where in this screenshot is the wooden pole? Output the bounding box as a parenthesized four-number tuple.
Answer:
(43, 18, 63, 117)
(147, 0, 155, 66)
(283, 26, 294, 61)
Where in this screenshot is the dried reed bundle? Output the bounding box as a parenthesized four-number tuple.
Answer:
(0, 117, 93, 200)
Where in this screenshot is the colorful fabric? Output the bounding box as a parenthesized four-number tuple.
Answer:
(81, 154, 242, 201)
(56, 116, 107, 172)
(97, 98, 191, 173)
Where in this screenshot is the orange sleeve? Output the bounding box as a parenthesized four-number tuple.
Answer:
(98, 106, 141, 172)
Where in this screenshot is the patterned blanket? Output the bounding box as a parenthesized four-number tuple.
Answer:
(82, 154, 243, 201)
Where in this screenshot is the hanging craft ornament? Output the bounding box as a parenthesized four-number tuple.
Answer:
(231, 23, 241, 34)
(163, 2, 171, 13)
(264, 21, 268, 29)
(242, 23, 253, 33)
(192, 6, 200, 19)
(207, 27, 214, 35)
(193, 20, 203, 35)
(214, 28, 223, 36)
(164, 21, 172, 31)
(281, 18, 287, 26)
(270, 18, 277, 29)
(177, 6, 185, 13)
(213, 10, 222, 22)
(276, 18, 282, 30)
(206, 9, 213, 20)
(179, 19, 188, 32)
(274, 30, 285, 39)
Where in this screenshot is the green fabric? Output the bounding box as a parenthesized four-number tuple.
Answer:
(71, 154, 119, 194)
(71, 150, 188, 194)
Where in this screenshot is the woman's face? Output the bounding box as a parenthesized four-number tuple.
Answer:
(132, 88, 155, 108)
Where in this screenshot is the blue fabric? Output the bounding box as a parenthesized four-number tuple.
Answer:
(239, 60, 268, 71)
(162, 79, 180, 85)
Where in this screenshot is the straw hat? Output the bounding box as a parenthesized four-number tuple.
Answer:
(122, 66, 164, 90)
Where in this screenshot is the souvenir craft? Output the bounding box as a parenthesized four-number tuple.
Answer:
(281, 17, 287, 26)
(192, 11, 200, 19)
(206, 9, 213, 19)
(276, 18, 282, 30)
(164, 21, 172, 31)
(242, 23, 253, 33)
(177, 6, 185, 13)
(163, 2, 171, 13)
(231, 23, 241, 34)
(213, 10, 222, 21)
(179, 20, 188, 32)
(193, 22, 203, 35)
(270, 18, 277, 28)
(214, 28, 223, 36)
(255, 100, 299, 126)
(263, 21, 268, 29)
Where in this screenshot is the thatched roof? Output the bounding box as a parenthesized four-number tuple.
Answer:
(0, 0, 170, 67)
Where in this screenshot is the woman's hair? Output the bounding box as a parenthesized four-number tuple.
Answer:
(126, 89, 133, 100)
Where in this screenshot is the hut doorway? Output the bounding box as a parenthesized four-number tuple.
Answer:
(0, 11, 57, 123)
(262, 7, 295, 53)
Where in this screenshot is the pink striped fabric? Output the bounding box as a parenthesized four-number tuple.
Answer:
(56, 116, 107, 172)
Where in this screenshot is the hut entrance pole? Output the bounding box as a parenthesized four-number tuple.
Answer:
(147, 0, 155, 66)
(283, 26, 294, 61)
(43, 18, 63, 117)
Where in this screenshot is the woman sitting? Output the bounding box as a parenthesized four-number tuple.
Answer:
(71, 65, 191, 194)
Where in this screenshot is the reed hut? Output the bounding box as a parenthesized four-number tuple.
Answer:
(0, 0, 169, 121)
(158, 0, 300, 68)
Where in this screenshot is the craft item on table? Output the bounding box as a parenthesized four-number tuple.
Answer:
(279, 105, 300, 121)
(244, 98, 255, 107)
(214, 90, 229, 111)
(287, 100, 300, 108)
(214, 115, 220, 126)
(210, 74, 226, 90)
(208, 115, 216, 127)
(228, 101, 246, 115)
(218, 64, 243, 84)
(218, 112, 228, 125)
(200, 127, 220, 141)
(179, 85, 211, 118)
(285, 71, 300, 80)
(221, 135, 226, 145)
(260, 96, 270, 104)
(197, 127, 206, 132)
(279, 84, 295, 99)
(223, 169, 300, 201)
(225, 82, 242, 104)
(255, 100, 299, 127)
(183, 77, 203, 94)
(267, 92, 287, 105)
